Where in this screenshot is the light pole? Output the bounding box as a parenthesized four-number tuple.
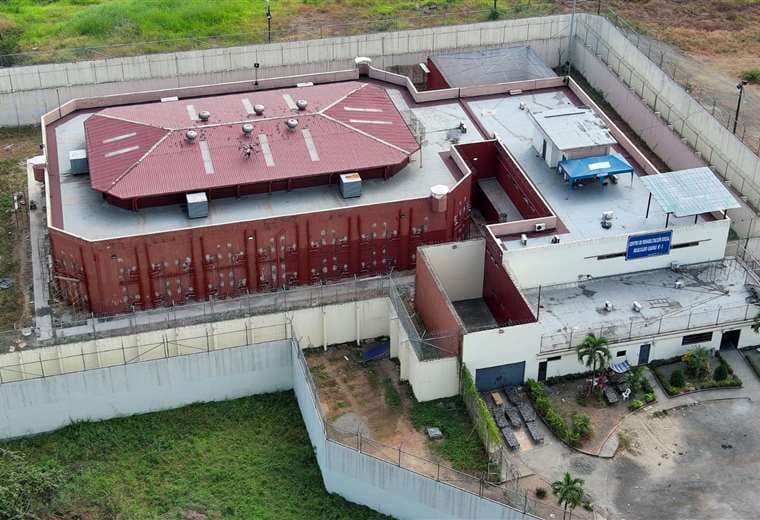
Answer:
(266, 0, 272, 43)
(733, 80, 748, 135)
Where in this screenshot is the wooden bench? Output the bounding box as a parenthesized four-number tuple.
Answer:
(490, 390, 505, 407)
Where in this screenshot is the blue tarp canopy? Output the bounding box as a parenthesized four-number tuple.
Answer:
(610, 360, 632, 374)
(558, 154, 634, 189)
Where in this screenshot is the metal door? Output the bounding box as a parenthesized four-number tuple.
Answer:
(537, 361, 548, 382)
(638, 344, 651, 365)
(475, 362, 526, 391)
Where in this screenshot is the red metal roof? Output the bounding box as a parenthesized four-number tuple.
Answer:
(84, 82, 419, 201)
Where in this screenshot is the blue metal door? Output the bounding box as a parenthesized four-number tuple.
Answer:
(638, 344, 651, 365)
(475, 362, 526, 391)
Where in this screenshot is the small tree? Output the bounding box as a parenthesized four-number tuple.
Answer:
(576, 334, 611, 394)
(552, 472, 585, 520)
(714, 363, 729, 382)
(670, 369, 685, 388)
(682, 347, 711, 380)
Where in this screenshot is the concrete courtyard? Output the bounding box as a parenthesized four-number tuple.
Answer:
(517, 350, 760, 519)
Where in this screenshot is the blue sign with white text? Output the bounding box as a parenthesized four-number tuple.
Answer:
(626, 230, 673, 260)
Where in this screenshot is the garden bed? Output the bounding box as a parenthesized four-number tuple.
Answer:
(526, 369, 655, 453)
(652, 351, 742, 396)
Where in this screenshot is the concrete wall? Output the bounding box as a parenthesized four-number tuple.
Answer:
(1, 16, 571, 127)
(504, 218, 731, 288)
(0, 297, 390, 383)
(292, 341, 531, 520)
(0, 339, 293, 439)
(419, 239, 485, 302)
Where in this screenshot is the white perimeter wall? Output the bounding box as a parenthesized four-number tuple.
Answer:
(0, 339, 293, 439)
(421, 239, 485, 301)
(0, 298, 391, 439)
(1, 16, 570, 127)
(292, 341, 530, 520)
(505, 219, 730, 288)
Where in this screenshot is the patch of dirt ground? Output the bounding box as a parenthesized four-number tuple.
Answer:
(305, 343, 435, 467)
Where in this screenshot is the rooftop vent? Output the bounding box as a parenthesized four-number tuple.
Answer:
(198, 110, 211, 122)
(253, 104, 265, 115)
(286, 118, 299, 131)
(185, 130, 198, 143)
(296, 99, 308, 111)
(242, 123, 254, 136)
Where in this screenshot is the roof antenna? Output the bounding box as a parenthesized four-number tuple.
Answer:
(253, 62, 260, 86)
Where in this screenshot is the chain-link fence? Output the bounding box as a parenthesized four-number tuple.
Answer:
(0, 320, 291, 384)
(538, 258, 760, 354)
(602, 7, 760, 155)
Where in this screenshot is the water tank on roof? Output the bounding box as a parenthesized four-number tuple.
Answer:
(430, 184, 449, 213)
(242, 123, 254, 136)
(198, 110, 211, 122)
(296, 99, 308, 111)
(286, 118, 299, 131)
(185, 130, 198, 143)
(253, 104, 265, 115)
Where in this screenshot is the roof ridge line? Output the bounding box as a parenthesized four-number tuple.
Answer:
(93, 112, 170, 131)
(319, 112, 414, 156)
(107, 130, 172, 190)
(319, 82, 367, 115)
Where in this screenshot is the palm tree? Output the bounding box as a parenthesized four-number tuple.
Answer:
(576, 334, 611, 394)
(552, 472, 585, 520)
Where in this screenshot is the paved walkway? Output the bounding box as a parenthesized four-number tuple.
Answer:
(517, 350, 760, 518)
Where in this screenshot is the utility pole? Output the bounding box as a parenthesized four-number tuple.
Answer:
(733, 80, 748, 135)
(266, 0, 272, 43)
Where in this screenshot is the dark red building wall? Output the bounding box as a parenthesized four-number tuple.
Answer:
(50, 176, 472, 314)
(456, 141, 552, 223)
(425, 58, 451, 90)
(414, 250, 461, 357)
(482, 232, 536, 327)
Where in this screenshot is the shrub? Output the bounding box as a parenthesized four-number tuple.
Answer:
(0, 448, 65, 518)
(0, 20, 23, 67)
(670, 369, 685, 388)
(682, 347, 711, 380)
(643, 392, 656, 403)
(713, 363, 729, 382)
(641, 378, 653, 394)
(571, 414, 593, 440)
(534, 395, 551, 416)
(628, 399, 644, 411)
(742, 69, 760, 84)
(545, 408, 568, 439)
(535, 487, 547, 499)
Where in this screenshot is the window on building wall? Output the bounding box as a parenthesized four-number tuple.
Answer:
(682, 332, 713, 345)
(616, 350, 626, 357)
(547, 356, 561, 362)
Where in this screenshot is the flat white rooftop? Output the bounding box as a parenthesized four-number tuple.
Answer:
(530, 106, 617, 150)
(525, 259, 757, 344)
(464, 91, 709, 249)
(53, 85, 483, 240)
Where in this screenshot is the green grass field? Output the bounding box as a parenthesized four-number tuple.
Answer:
(0, 0, 555, 63)
(1, 392, 388, 519)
